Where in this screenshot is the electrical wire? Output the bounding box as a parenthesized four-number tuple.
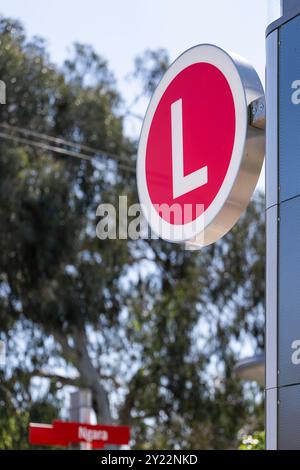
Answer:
(0, 123, 131, 165)
(0, 130, 135, 173)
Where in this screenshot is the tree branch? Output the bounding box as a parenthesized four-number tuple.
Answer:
(30, 371, 81, 388)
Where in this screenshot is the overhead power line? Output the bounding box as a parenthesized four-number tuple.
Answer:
(0, 131, 94, 161)
(0, 124, 136, 174)
(0, 123, 131, 165)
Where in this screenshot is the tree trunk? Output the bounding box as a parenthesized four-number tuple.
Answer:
(72, 327, 113, 425)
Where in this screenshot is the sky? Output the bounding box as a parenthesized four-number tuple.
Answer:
(0, 0, 269, 190)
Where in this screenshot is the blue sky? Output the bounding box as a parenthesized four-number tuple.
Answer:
(0, 0, 268, 190)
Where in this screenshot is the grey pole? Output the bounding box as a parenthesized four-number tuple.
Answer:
(266, 0, 300, 450)
(70, 389, 93, 450)
(266, 7, 279, 450)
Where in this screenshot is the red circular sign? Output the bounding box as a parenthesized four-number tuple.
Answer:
(137, 44, 265, 246)
(146, 62, 236, 224)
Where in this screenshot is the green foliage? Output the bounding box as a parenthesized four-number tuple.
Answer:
(133, 49, 169, 96)
(0, 373, 60, 449)
(239, 431, 265, 450)
(0, 410, 30, 450)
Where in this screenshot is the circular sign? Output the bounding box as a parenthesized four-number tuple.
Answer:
(137, 44, 265, 247)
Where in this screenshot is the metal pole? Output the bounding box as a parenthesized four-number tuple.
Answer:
(266, 0, 300, 449)
(265, 20, 279, 450)
(70, 389, 93, 450)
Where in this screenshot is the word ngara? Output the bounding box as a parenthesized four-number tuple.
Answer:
(78, 426, 108, 442)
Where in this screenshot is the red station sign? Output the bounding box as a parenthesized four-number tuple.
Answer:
(29, 420, 130, 449)
(137, 44, 265, 247)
